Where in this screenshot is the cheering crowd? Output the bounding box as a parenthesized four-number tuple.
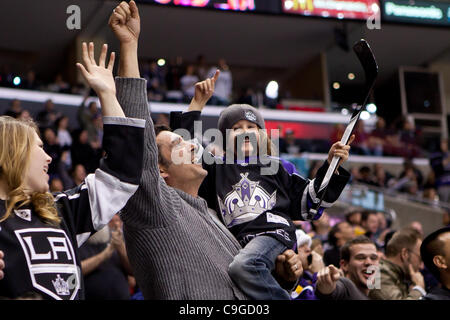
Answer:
(0, 1, 449, 301)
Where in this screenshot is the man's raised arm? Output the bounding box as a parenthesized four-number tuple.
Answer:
(109, 1, 176, 227)
(109, 0, 140, 78)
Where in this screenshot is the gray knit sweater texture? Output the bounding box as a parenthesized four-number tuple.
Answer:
(116, 78, 248, 300)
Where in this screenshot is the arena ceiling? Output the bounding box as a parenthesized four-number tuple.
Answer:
(1, 0, 450, 89)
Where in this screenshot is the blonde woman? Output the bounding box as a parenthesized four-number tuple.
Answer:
(0, 42, 144, 300)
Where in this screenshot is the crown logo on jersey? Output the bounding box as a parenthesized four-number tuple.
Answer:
(218, 173, 276, 228)
(52, 274, 70, 296)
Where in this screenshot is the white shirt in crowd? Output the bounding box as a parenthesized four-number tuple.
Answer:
(180, 74, 199, 97)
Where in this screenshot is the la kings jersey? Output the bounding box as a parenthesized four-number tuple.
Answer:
(170, 111, 351, 248)
(0, 116, 145, 300)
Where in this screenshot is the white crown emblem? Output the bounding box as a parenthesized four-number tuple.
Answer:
(14, 209, 31, 222)
(52, 274, 70, 296)
(218, 173, 276, 227)
(245, 110, 257, 122)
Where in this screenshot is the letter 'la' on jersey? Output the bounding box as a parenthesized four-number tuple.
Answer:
(0, 116, 145, 300)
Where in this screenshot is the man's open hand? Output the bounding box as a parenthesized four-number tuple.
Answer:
(77, 42, 116, 96)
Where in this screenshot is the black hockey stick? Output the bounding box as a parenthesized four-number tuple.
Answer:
(308, 39, 378, 217)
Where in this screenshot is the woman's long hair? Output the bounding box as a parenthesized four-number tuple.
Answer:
(0, 116, 60, 225)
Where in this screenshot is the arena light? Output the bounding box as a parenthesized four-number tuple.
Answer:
(157, 58, 166, 67)
(13, 76, 21, 86)
(332, 82, 340, 90)
(360, 110, 371, 120)
(341, 108, 349, 115)
(366, 103, 377, 113)
(348, 73, 355, 80)
(372, 2, 380, 13)
(265, 81, 279, 99)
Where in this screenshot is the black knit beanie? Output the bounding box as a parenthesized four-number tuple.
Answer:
(218, 104, 265, 139)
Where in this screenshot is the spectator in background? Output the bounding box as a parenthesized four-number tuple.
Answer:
(291, 228, 325, 300)
(18, 109, 32, 121)
(207, 58, 232, 106)
(357, 166, 378, 186)
(279, 129, 301, 155)
(21, 70, 39, 90)
(196, 54, 208, 80)
(374, 211, 393, 250)
(316, 236, 379, 300)
(388, 160, 423, 195)
(310, 212, 332, 249)
(430, 138, 450, 203)
(361, 211, 379, 243)
(143, 60, 165, 101)
(42, 127, 62, 177)
(236, 87, 257, 107)
(71, 129, 102, 174)
(4, 99, 22, 118)
(443, 209, 450, 227)
(79, 214, 133, 300)
(307, 161, 323, 180)
(369, 227, 426, 300)
(345, 208, 366, 236)
(90, 113, 103, 146)
(311, 238, 324, 257)
(421, 226, 450, 300)
(47, 74, 70, 93)
(49, 177, 64, 193)
(368, 117, 387, 156)
(330, 123, 345, 145)
(78, 97, 101, 140)
(165, 56, 183, 91)
(349, 166, 361, 184)
(69, 164, 87, 189)
(399, 117, 422, 158)
(180, 65, 199, 103)
(155, 113, 170, 127)
(55, 115, 72, 148)
(409, 221, 424, 238)
(373, 163, 395, 188)
(0, 65, 13, 87)
(423, 187, 439, 203)
(351, 121, 372, 155)
(36, 99, 61, 128)
(323, 222, 355, 268)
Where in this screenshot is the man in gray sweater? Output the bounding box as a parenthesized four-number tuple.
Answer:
(109, 1, 301, 299)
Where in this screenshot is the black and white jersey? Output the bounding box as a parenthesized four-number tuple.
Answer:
(0, 116, 145, 300)
(170, 111, 350, 248)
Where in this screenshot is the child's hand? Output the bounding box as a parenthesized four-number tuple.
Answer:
(189, 70, 220, 111)
(327, 134, 355, 168)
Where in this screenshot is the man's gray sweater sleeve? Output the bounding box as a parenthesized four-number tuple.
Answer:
(115, 77, 179, 228)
